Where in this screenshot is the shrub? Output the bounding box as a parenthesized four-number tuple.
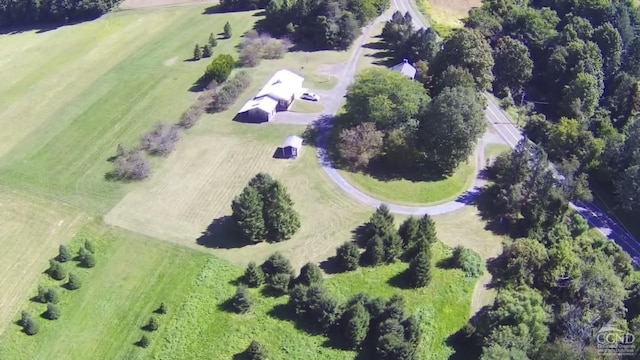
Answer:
(246, 340, 268, 360)
(84, 239, 95, 254)
(21, 311, 39, 335)
(35, 285, 47, 303)
(139, 122, 182, 157)
(297, 262, 323, 286)
(111, 148, 151, 180)
(146, 316, 159, 331)
(157, 302, 167, 314)
(207, 70, 251, 113)
(452, 246, 484, 278)
(57, 244, 72, 262)
(204, 54, 235, 83)
(224, 21, 232, 38)
(202, 44, 212, 58)
(262, 38, 287, 59)
(336, 241, 360, 271)
(239, 41, 262, 67)
(230, 286, 252, 313)
(138, 335, 150, 348)
(243, 261, 265, 288)
(48, 259, 67, 281)
(67, 272, 82, 290)
(193, 44, 202, 60)
(44, 302, 61, 320)
(267, 273, 292, 295)
(79, 249, 96, 268)
(45, 287, 60, 304)
(208, 33, 217, 47)
(261, 252, 294, 277)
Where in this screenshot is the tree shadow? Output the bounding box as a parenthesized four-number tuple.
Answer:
(217, 297, 238, 313)
(445, 310, 486, 360)
(319, 256, 343, 275)
(352, 223, 370, 248)
(260, 285, 287, 298)
(188, 75, 212, 93)
(387, 268, 413, 289)
(196, 216, 253, 249)
(436, 256, 457, 270)
(267, 303, 325, 335)
(0, 16, 98, 36)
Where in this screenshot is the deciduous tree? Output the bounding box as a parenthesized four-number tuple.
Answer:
(337, 122, 384, 170)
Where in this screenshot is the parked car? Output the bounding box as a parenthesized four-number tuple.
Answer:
(301, 92, 320, 101)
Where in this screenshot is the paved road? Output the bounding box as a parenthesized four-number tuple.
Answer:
(484, 96, 640, 264)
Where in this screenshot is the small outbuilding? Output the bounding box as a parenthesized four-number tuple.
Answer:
(389, 58, 417, 79)
(281, 135, 303, 159)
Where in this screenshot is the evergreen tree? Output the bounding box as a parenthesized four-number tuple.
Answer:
(138, 335, 150, 348)
(157, 302, 167, 314)
(84, 239, 95, 254)
(267, 273, 292, 295)
(417, 214, 437, 244)
(224, 22, 232, 38)
(336, 241, 360, 271)
(261, 252, 294, 277)
(248, 173, 275, 194)
(193, 44, 202, 60)
(35, 285, 47, 303)
(21, 311, 39, 335)
(243, 261, 265, 287)
(246, 340, 268, 360)
(398, 217, 420, 250)
(57, 244, 72, 262)
(48, 259, 67, 281)
(263, 181, 301, 242)
(44, 302, 61, 320)
(382, 232, 403, 263)
(341, 301, 370, 350)
(209, 33, 218, 47)
(230, 286, 253, 313)
(367, 204, 395, 239)
(365, 235, 385, 266)
(408, 247, 432, 288)
(45, 288, 60, 304)
(80, 251, 96, 268)
(202, 44, 212, 58)
(146, 316, 159, 331)
(232, 185, 267, 242)
(67, 272, 82, 290)
(297, 262, 323, 286)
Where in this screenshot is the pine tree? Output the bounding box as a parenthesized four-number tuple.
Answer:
(209, 33, 218, 47)
(21, 311, 39, 335)
(417, 214, 437, 244)
(336, 241, 360, 271)
(202, 44, 212, 58)
(48, 259, 67, 281)
(224, 22, 232, 38)
(365, 236, 385, 266)
(408, 247, 432, 288)
(57, 244, 72, 262)
(138, 335, 150, 348)
(297, 262, 323, 286)
(45, 302, 61, 320)
(36, 285, 47, 303)
(193, 44, 202, 60)
(267, 273, 292, 295)
(67, 272, 82, 290)
(80, 251, 96, 268)
(230, 286, 252, 313)
(84, 239, 95, 254)
(157, 302, 167, 314)
(146, 316, 159, 331)
(367, 204, 395, 239)
(243, 261, 265, 287)
(382, 232, 403, 263)
(232, 185, 267, 242)
(45, 288, 60, 304)
(398, 217, 420, 250)
(246, 340, 268, 360)
(248, 173, 275, 195)
(342, 301, 370, 350)
(261, 252, 294, 277)
(263, 181, 301, 242)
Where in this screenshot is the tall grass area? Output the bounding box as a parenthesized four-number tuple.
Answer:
(0, 6, 258, 214)
(0, 235, 473, 359)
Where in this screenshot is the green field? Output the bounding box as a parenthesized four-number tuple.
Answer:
(339, 159, 475, 206)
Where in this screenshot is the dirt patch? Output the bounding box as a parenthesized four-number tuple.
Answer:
(119, 0, 217, 9)
(164, 56, 178, 66)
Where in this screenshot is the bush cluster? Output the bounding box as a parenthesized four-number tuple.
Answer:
(139, 122, 181, 157)
(204, 54, 235, 84)
(451, 246, 484, 278)
(111, 147, 151, 181)
(207, 70, 251, 113)
(239, 31, 290, 67)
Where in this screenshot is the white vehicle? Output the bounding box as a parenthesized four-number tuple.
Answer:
(300, 92, 320, 101)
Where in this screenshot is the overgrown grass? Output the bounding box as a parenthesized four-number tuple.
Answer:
(338, 159, 475, 206)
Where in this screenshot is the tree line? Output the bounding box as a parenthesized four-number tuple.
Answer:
(461, 140, 640, 359)
(0, 0, 117, 27)
(462, 0, 640, 218)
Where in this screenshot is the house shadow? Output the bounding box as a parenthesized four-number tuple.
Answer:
(196, 216, 253, 249)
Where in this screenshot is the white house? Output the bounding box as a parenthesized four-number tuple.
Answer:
(237, 70, 305, 123)
(389, 59, 417, 79)
(281, 135, 303, 158)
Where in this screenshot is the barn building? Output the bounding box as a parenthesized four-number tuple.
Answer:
(281, 135, 303, 159)
(236, 70, 304, 123)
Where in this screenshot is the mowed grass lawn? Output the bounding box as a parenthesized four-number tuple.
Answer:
(0, 6, 260, 214)
(339, 158, 475, 206)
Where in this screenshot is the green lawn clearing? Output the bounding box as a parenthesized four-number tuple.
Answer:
(338, 158, 475, 206)
(290, 99, 324, 113)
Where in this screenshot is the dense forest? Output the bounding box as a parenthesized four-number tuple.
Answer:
(221, 0, 389, 49)
(464, 0, 640, 216)
(0, 0, 118, 27)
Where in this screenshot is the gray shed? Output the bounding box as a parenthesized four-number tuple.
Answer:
(281, 135, 303, 158)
